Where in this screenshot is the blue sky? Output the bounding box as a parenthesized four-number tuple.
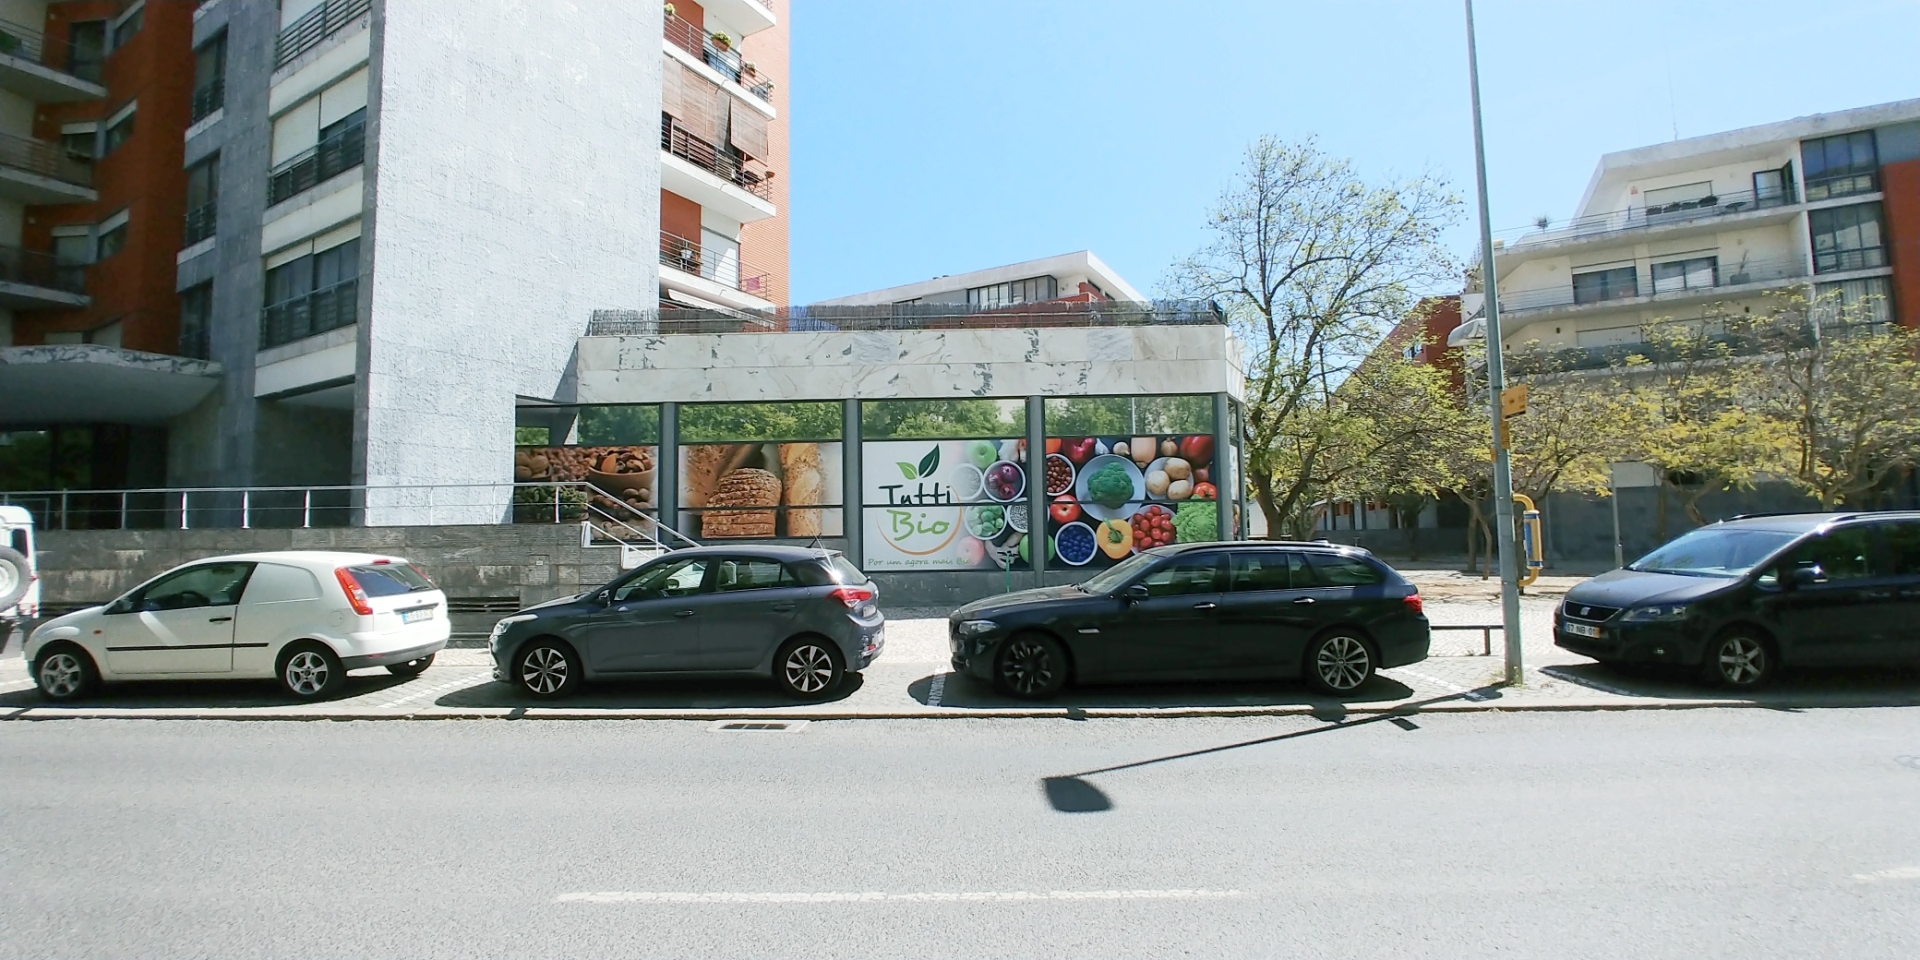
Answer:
(788, 0, 1919, 303)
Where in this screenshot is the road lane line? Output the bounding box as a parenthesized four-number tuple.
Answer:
(555, 889, 1245, 904)
(927, 673, 946, 707)
(1391, 669, 1490, 702)
(1852, 867, 1920, 883)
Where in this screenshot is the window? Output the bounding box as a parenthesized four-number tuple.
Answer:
(1651, 256, 1717, 294)
(612, 558, 710, 601)
(134, 562, 255, 612)
(191, 32, 226, 122)
(262, 235, 361, 346)
(1813, 277, 1894, 333)
(104, 104, 135, 155)
(66, 21, 106, 82)
(1571, 265, 1639, 304)
(96, 213, 129, 261)
(179, 282, 213, 359)
(1802, 131, 1878, 201)
(1809, 203, 1886, 275)
(60, 125, 97, 163)
(1886, 522, 1920, 578)
(1752, 162, 1795, 206)
(714, 558, 790, 592)
(967, 275, 1057, 309)
(268, 68, 368, 205)
(1781, 526, 1879, 583)
(1229, 552, 1312, 592)
(185, 156, 218, 246)
(109, 4, 144, 51)
(344, 563, 435, 597)
(1307, 553, 1387, 587)
(1138, 555, 1223, 597)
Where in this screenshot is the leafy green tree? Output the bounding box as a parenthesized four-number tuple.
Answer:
(678, 401, 843, 443)
(860, 400, 1023, 439)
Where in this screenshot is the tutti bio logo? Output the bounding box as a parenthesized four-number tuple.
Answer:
(878, 445, 959, 554)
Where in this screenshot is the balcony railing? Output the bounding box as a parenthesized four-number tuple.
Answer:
(1500, 257, 1807, 314)
(275, 0, 371, 68)
(1502, 186, 1799, 248)
(587, 300, 1227, 336)
(1814, 245, 1887, 275)
(190, 77, 223, 123)
(658, 231, 771, 298)
(0, 16, 106, 86)
(184, 201, 216, 246)
(0, 243, 86, 295)
(261, 277, 358, 348)
(0, 130, 93, 186)
(660, 116, 773, 199)
(267, 116, 365, 205)
(1804, 171, 1879, 203)
(663, 13, 775, 103)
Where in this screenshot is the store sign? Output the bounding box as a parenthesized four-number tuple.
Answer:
(863, 439, 1031, 570)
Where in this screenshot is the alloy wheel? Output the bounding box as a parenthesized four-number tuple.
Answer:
(1000, 638, 1055, 697)
(1716, 637, 1767, 686)
(38, 653, 84, 699)
(284, 651, 331, 697)
(1315, 635, 1372, 693)
(522, 646, 570, 696)
(783, 644, 835, 695)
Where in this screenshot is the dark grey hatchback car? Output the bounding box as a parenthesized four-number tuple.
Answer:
(488, 546, 884, 700)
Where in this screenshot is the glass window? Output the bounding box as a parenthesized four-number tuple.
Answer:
(186, 156, 218, 210)
(1307, 553, 1387, 586)
(1782, 526, 1879, 583)
(60, 129, 96, 162)
(1572, 266, 1639, 304)
(680, 401, 841, 443)
(345, 563, 434, 597)
(1809, 203, 1886, 274)
(110, 6, 143, 50)
(613, 557, 709, 601)
(1752, 164, 1792, 205)
(1043, 395, 1215, 437)
(862, 400, 1024, 440)
(178, 282, 213, 358)
(104, 109, 134, 154)
(53, 233, 91, 267)
(1230, 551, 1311, 592)
(314, 238, 357, 289)
(1632, 528, 1799, 578)
(67, 21, 106, 82)
(1886, 522, 1920, 578)
(96, 220, 127, 260)
(714, 558, 789, 592)
(137, 562, 255, 611)
(967, 275, 1057, 309)
(1651, 256, 1717, 294)
(1801, 131, 1878, 201)
(1814, 277, 1895, 333)
(1138, 555, 1223, 597)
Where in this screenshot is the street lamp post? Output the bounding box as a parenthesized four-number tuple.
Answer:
(1464, 0, 1525, 685)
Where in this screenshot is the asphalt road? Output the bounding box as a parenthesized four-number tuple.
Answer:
(4, 710, 1919, 959)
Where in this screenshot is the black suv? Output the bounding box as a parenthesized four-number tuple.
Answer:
(949, 542, 1430, 699)
(1556, 512, 1920, 688)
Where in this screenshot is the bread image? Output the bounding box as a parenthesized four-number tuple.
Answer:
(702, 468, 782, 538)
(780, 443, 825, 537)
(681, 443, 756, 509)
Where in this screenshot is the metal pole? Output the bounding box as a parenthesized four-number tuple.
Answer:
(1025, 396, 1046, 588)
(241, 490, 251, 529)
(303, 489, 312, 529)
(841, 399, 863, 564)
(1465, 0, 1525, 685)
(1609, 468, 1624, 569)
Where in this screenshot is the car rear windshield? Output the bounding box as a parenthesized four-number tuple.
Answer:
(789, 554, 870, 587)
(1627, 528, 1800, 577)
(346, 563, 435, 597)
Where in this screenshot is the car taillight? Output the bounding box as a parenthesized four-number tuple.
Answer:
(1402, 592, 1424, 615)
(828, 586, 875, 609)
(335, 567, 374, 616)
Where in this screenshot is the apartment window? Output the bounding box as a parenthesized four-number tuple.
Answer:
(268, 68, 368, 204)
(1813, 277, 1895, 334)
(66, 21, 105, 82)
(967, 275, 1058, 309)
(95, 211, 129, 261)
(262, 236, 360, 347)
(184, 156, 218, 246)
(110, 3, 144, 51)
(1571, 265, 1639, 304)
(103, 103, 135, 156)
(51, 227, 91, 290)
(1651, 256, 1717, 294)
(1802, 131, 1878, 201)
(60, 124, 97, 163)
(191, 32, 226, 123)
(179, 282, 213, 359)
(1752, 161, 1795, 206)
(1809, 202, 1886, 274)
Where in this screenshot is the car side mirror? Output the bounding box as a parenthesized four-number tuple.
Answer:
(1125, 584, 1151, 603)
(1788, 566, 1825, 590)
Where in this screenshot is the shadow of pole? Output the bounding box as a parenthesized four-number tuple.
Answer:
(1042, 776, 1113, 813)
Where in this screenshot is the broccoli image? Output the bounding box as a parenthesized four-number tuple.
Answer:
(1086, 462, 1134, 509)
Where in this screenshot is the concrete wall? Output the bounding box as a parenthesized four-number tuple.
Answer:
(356, 0, 663, 523)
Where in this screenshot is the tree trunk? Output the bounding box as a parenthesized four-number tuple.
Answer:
(1252, 472, 1284, 541)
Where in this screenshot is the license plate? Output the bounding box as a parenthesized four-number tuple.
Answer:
(1564, 622, 1601, 638)
(401, 607, 435, 624)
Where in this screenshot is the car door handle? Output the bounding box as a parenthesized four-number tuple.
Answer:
(208, 616, 233, 623)
(770, 603, 797, 612)
(1293, 597, 1316, 605)
(1192, 602, 1218, 610)
(674, 610, 696, 618)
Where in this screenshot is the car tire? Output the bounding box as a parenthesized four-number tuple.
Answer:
(386, 653, 435, 678)
(1699, 630, 1775, 689)
(278, 642, 344, 700)
(774, 636, 844, 701)
(33, 643, 98, 702)
(515, 639, 579, 699)
(1304, 630, 1376, 696)
(0, 545, 29, 609)
(994, 632, 1068, 700)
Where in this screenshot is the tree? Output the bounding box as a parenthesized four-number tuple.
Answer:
(1169, 137, 1463, 537)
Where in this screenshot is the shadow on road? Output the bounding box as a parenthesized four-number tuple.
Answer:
(1541, 663, 1920, 709)
(434, 671, 864, 710)
(907, 671, 1415, 716)
(0, 671, 413, 710)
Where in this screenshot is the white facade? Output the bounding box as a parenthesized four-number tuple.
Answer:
(817, 251, 1148, 308)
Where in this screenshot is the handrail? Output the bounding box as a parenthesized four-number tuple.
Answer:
(190, 76, 224, 123)
(1499, 256, 1808, 314)
(184, 201, 217, 246)
(275, 0, 371, 68)
(660, 115, 773, 199)
(0, 130, 93, 186)
(663, 13, 775, 103)
(0, 242, 86, 294)
(261, 276, 358, 348)
(658, 230, 771, 297)
(0, 15, 104, 85)
(1499, 186, 1797, 247)
(267, 114, 364, 205)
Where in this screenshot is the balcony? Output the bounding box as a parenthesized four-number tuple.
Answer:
(0, 17, 108, 103)
(0, 131, 93, 203)
(1804, 170, 1878, 203)
(1499, 186, 1799, 254)
(1500, 256, 1807, 316)
(1813, 245, 1887, 276)
(184, 202, 217, 247)
(664, 13, 774, 104)
(261, 278, 358, 349)
(267, 116, 365, 206)
(275, 0, 371, 69)
(190, 77, 224, 124)
(0, 243, 88, 309)
(660, 115, 775, 223)
(696, 0, 778, 37)
(658, 230, 773, 309)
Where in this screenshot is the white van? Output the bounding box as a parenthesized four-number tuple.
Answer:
(0, 505, 37, 625)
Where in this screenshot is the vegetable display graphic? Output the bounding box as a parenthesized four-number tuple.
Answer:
(1096, 519, 1133, 559)
(1173, 500, 1217, 544)
(1086, 462, 1134, 509)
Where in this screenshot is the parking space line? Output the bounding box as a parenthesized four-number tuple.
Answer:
(371, 671, 491, 709)
(555, 888, 1246, 904)
(1390, 669, 1491, 702)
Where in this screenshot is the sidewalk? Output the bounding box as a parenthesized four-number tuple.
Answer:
(7, 602, 1919, 721)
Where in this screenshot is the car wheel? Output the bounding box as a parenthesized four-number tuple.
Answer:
(774, 637, 844, 701)
(1305, 631, 1376, 696)
(279, 642, 344, 700)
(994, 632, 1068, 700)
(34, 643, 98, 702)
(386, 653, 435, 678)
(1700, 631, 1774, 689)
(516, 640, 579, 699)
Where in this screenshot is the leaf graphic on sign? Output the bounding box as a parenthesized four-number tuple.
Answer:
(897, 462, 918, 480)
(918, 448, 941, 479)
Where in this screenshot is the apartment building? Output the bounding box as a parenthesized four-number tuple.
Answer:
(815, 251, 1146, 311)
(1459, 99, 1920, 362)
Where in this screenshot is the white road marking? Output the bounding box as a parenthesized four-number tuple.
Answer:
(1392, 669, 1490, 702)
(1852, 866, 1920, 883)
(372, 671, 490, 709)
(926, 673, 946, 707)
(556, 889, 1245, 904)
(0, 678, 35, 693)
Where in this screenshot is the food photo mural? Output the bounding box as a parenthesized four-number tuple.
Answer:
(513, 445, 658, 520)
(680, 442, 844, 539)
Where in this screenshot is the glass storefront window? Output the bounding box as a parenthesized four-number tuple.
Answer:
(678, 401, 844, 540)
(512, 404, 661, 523)
(861, 399, 1025, 439)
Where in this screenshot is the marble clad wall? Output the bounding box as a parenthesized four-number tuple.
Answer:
(575, 326, 1245, 403)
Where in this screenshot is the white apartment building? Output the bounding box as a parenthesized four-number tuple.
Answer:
(816, 251, 1146, 309)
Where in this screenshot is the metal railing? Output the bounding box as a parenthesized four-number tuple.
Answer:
(183, 201, 216, 246)
(190, 77, 223, 122)
(658, 230, 771, 297)
(0, 130, 93, 186)
(1813, 245, 1887, 276)
(267, 115, 364, 205)
(1499, 256, 1808, 314)
(261, 277, 358, 348)
(661, 115, 773, 199)
(0, 16, 106, 86)
(1501, 186, 1797, 247)
(0, 242, 86, 294)
(586, 299, 1228, 336)
(275, 0, 371, 68)
(663, 13, 775, 103)
(1804, 171, 1878, 203)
